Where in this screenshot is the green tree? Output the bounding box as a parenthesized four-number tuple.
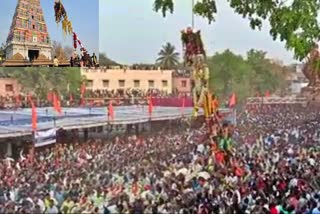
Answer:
(0, 43, 5, 63)
(246, 49, 290, 94)
(207, 49, 291, 103)
(99, 53, 120, 66)
(0, 67, 82, 101)
(156, 42, 180, 69)
(154, 0, 320, 60)
(208, 50, 254, 102)
(11, 67, 49, 99)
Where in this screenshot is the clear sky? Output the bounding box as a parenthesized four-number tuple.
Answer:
(100, 0, 297, 65)
(0, 0, 99, 55)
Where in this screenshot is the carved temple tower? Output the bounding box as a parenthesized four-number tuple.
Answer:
(3, 0, 53, 66)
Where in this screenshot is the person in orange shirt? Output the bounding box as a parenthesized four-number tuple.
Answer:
(211, 94, 219, 114)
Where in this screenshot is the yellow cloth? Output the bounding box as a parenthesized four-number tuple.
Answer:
(44, 198, 51, 208)
(61, 200, 75, 214)
(53, 58, 59, 67)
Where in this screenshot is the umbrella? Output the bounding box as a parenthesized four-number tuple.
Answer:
(198, 171, 211, 180)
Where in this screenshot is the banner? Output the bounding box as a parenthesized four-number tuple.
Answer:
(34, 128, 57, 147)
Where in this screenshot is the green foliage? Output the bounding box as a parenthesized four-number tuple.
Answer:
(153, 0, 320, 60)
(0, 43, 5, 61)
(156, 42, 180, 69)
(99, 53, 120, 66)
(208, 49, 291, 103)
(0, 67, 82, 100)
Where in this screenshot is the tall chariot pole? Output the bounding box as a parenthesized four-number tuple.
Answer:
(192, 0, 195, 29)
(181, 0, 217, 128)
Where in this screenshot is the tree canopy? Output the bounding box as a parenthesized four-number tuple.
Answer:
(0, 67, 82, 100)
(156, 42, 180, 69)
(99, 53, 120, 66)
(208, 49, 292, 103)
(153, 0, 320, 60)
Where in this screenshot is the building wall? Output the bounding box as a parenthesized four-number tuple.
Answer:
(0, 78, 21, 96)
(6, 43, 52, 60)
(81, 68, 173, 94)
(172, 76, 191, 94)
(290, 82, 308, 94)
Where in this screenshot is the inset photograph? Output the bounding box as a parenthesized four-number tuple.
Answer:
(0, 0, 99, 67)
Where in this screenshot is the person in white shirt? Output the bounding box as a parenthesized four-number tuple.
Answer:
(46, 199, 58, 214)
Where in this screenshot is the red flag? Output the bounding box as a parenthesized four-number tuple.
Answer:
(28, 96, 37, 132)
(80, 83, 86, 107)
(80, 83, 86, 95)
(15, 94, 21, 107)
(229, 93, 236, 108)
(47, 91, 53, 102)
(108, 100, 114, 120)
(90, 99, 94, 107)
(265, 90, 270, 97)
(53, 93, 62, 115)
(80, 98, 86, 107)
(148, 96, 153, 117)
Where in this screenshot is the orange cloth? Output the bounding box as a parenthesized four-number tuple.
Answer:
(211, 99, 219, 113)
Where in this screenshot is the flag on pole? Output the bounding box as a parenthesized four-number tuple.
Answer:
(47, 91, 53, 103)
(229, 93, 236, 108)
(28, 95, 37, 132)
(265, 90, 270, 97)
(80, 83, 86, 106)
(108, 100, 114, 120)
(15, 94, 21, 107)
(80, 83, 86, 95)
(53, 93, 62, 115)
(148, 96, 153, 117)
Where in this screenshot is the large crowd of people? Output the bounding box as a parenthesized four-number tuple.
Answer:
(0, 103, 320, 213)
(0, 89, 191, 109)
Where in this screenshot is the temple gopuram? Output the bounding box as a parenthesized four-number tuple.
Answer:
(1, 0, 69, 67)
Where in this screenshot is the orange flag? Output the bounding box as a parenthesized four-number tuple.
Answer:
(28, 96, 37, 132)
(47, 91, 53, 103)
(80, 83, 86, 95)
(108, 100, 114, 120)
(15, 94, 21, 107)
(229, 93, 236, 108)
(265, 90, 270, 97)
(53, 93, 62, 115)
(148, 96, 153, 117)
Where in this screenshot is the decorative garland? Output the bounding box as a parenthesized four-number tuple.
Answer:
(181, 27, 206, 65)
(54, 0, 73, 36)
(181, 27, 214, 120)
(73, 32, 85, 50)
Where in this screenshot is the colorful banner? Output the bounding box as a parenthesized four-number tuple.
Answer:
(34, 128, 56, 147)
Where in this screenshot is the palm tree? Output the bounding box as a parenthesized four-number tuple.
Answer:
(156, 42, 180, 69)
